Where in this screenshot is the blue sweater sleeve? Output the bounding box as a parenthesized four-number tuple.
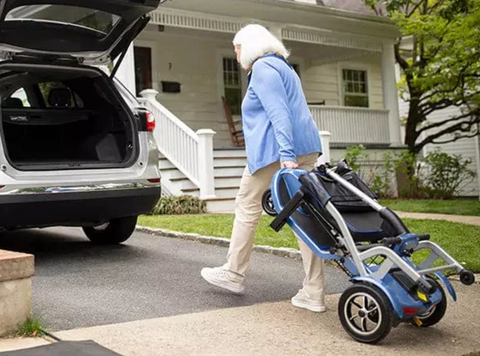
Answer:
(250, 60, 296, 162)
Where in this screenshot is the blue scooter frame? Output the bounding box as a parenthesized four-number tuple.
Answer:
(265, 163, 475, 344)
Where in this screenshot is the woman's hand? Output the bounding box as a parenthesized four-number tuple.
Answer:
(281, 161, 299, 169)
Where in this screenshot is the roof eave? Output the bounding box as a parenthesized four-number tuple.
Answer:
(253, 0, 399, 30)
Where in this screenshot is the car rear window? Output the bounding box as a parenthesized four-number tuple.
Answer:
(6, 5, 121, 35)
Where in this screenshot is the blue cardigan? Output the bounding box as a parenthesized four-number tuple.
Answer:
(241, 55, 322, 174)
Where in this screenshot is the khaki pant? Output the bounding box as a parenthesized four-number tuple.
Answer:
(223, 153, 325, 301)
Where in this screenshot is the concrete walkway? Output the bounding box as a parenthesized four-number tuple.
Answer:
(396, 211, 480, 226)
(2, 283, 479, 356)
(46, 281, 480, 356)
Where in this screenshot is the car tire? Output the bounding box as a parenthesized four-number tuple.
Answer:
(83, 216, 138, 245)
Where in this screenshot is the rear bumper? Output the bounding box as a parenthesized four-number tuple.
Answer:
(0, 186, 161, 228)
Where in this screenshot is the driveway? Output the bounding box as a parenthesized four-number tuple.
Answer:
(0, 227, 350, 331)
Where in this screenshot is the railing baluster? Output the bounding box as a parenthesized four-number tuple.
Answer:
(309, 105, 389, 144)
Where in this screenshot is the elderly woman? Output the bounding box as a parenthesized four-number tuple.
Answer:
(201, 24, 325, 312)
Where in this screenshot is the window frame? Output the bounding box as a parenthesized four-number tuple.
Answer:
(339, 65, 371, 108)
(217, 49, 245, 116)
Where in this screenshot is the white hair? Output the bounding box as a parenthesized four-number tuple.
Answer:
(233, 24, 290, 70)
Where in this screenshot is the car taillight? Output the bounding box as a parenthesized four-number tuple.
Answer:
(148, 178, 161, 184)
(146, 111, 156, 132)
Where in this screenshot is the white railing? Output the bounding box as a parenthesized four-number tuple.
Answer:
(309, 106, 390, 145)
(140, 90, 216, 198)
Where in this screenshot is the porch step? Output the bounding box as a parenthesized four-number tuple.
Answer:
(214, 165, 245, 177)
(159, 149, 244, 212)
(213, 149, 246, 158)
(159, 159, 176, 170)
(181, 186, 239, 199)
(214, 175, 242, 188)
(214, 157, 247, 167)
(205, 197, 236, 213)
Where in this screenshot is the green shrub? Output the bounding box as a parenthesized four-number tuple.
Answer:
(344, 144, 369, 173)
(422, 150, 476, 199)
(370, 151, 397, 198)
(150, 195, 206, 215)
(337, 147, 475, 200)
(395, 150, 424, 199)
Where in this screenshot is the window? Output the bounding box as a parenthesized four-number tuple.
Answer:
(342, 69, 369, 108)
(223, 57, 242, 115)
(10, 88, 31, 107)
(6, 5, 120, 34)
(134, 46, 153, 97)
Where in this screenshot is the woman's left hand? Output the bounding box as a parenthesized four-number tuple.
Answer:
(281, 161, 299, 169)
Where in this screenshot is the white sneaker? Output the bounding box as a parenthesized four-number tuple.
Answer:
(291, 289, 326, 313)
(201, 267, 245, 295)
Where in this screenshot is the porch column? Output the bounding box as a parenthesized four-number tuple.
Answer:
(381, 42, 402, 145)
(269, 24, 283, 40)
(318, 131, 331, 165)
(197, 129, 217, 199)
(114, 43, 137, 95)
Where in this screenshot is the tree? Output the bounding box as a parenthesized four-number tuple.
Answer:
(364, 0, 480, 154)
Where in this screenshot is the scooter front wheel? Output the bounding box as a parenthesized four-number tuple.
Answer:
(338, 283, 393, 344)
(262, 189, 277, 216)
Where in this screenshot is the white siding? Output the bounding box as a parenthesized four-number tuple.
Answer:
(136, 31, 236, 148)
(136, 31, 387, 147)
(302, 54, 384, 109)
(399, 100, 480, 197)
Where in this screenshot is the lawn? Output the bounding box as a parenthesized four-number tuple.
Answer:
(139, 214, 480, 273)
(380, 199, 480, 217)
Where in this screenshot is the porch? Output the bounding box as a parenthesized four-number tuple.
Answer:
(113, 1, 402, 211)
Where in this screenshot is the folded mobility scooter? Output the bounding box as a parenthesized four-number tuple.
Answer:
(262, 160, 475, 344)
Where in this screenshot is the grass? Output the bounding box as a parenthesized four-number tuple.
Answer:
(380, 199, 480, 217)
(16, 316, 46, 338)
(139, 214, 480, 273)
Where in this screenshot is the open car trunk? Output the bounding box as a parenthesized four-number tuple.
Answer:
(0, 63, 138, 170)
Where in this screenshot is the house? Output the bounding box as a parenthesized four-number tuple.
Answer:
(398, 103, 480, 199)
(114, 0, 405, 212)
(396, 39, 480, 199)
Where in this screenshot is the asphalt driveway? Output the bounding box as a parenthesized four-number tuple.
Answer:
(0, 227, 350, 331)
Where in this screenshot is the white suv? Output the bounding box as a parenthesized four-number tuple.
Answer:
(0, 0, 164, 244)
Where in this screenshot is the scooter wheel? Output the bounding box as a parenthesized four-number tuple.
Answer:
(460, 270, 475, 285)
(262, 189, 277, 217)
(338, 283, 393, 344)
(411, 277, 447, 328)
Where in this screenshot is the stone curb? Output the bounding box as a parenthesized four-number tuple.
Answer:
(136, 226, 302, 260)
(136, 226, 480, 284)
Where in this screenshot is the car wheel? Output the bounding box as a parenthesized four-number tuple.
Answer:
(83, 216, 138, 245)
